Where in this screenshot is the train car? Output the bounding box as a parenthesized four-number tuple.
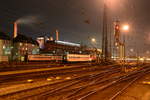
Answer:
(28, 54, 63, 61)
(28, 54, 97, 63)
(90, 54, 97, 62)
(64, 54, 93, 62)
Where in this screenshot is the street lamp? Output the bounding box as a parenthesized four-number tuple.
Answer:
(91, 38, 96, 43)
(88, 37, 100, 63)
(122, 25, 129, 31)
(122, 24, 129, 72)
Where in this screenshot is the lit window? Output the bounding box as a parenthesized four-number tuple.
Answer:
(3, 45, 6, 49)
(20, 43, 23, 46)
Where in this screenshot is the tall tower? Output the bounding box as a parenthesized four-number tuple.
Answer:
(102, 2, 108, 61)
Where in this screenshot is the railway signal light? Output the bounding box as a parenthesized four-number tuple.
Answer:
(114, 21, 120, 46)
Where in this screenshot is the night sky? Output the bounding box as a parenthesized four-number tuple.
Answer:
(0, 0, 150, 56)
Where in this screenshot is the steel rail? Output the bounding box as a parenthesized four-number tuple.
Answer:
(66, 65, 150, 100)
(1, 65, 121, 100)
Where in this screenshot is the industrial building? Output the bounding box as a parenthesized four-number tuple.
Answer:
(0, 22, 101, 63)
(37, 36, 100, 56)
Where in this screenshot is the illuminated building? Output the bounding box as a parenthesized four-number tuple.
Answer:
(36, 36, 45, 49)
(0, 32, 11, 62)
(13, 34, 39, 61)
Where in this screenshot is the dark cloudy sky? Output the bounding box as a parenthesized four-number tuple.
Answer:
(0, 0, 150, 56)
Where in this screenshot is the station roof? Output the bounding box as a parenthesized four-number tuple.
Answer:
(46, 40, 81, 47)
(55, 40, 81, 47)
(0, 32, 10, 40)
(13, 34, 38, 45)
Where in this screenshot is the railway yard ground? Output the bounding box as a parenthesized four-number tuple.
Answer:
(114, 73, 150, 100)
(0, 62, 150, 100)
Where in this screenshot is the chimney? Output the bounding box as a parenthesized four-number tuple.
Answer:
(56, 29, 59, 41)
(13, 22, 17, 38)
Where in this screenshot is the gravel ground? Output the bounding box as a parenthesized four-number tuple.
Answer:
(115, 73, 150, 100)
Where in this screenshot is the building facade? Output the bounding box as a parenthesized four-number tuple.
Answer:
(0, 32, 11, 62)
(12, 34, 39, 61)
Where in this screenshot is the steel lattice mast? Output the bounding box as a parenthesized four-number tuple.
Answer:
(102, 2, 108, 61)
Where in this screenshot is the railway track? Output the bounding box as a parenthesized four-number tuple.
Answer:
(28, 68, 121, 100)
(0, 64, 148, 100)
(0, 62, 94, 72)
(0, 64, 118, 85)
(64, 65, 150, 100)
(0, 65, 121, 100)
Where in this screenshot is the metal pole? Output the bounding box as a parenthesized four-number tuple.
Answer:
(102, 2, 108, 62)
(123, 34, 126, 72)
(124, 34, 126, 64)
(109, 23, 112, 59)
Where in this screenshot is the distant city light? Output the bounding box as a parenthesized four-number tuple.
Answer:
(130, 48, 134, 52)
(91, 38, 96, 43)
(146, 51, 150, 54)
(139, 58, 144, 61)
(3, 45, 6, 49)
